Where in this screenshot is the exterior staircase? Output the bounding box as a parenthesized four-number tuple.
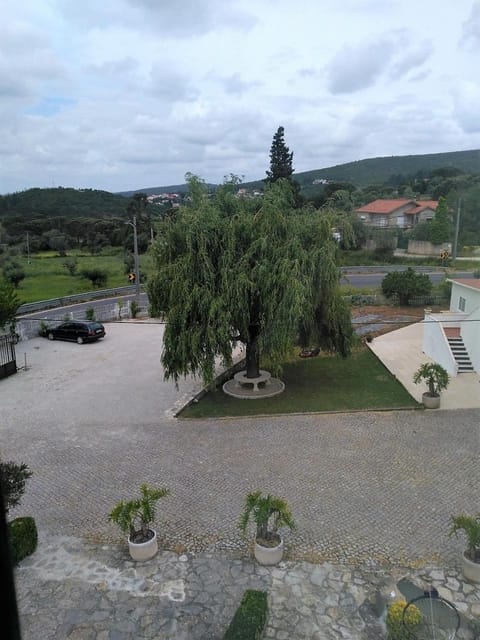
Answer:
(445, 328, 474, 373)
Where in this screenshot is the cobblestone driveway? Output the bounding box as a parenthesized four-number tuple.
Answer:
(2, 323, 479, 567)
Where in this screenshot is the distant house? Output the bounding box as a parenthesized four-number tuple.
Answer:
(354, 199, 438, 228)
(423, 279, 480, 375)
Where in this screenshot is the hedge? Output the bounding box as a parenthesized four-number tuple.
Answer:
(8, 517, 38, 564)
(223, 589, 268, 640)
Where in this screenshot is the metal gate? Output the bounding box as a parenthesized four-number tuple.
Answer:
(0, 334, 17, 379)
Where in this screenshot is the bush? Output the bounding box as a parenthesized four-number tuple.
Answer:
(85, 307, 95, 320)
(80, 268, 108, 288)
(130, 300, 139, 318)
(223, 590, 268, 640)
(386, 599, 421, 639)
(0, 461, 33, 514)
(381, 268, 432, 305)
(8, 517, 38, 564)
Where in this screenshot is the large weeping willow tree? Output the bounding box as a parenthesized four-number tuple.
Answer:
(147, 175, 353, 386)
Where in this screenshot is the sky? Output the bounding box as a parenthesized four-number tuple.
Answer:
(2, 0, 480, 194)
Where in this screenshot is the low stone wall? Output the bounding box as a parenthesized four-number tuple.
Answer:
(408, 240, 451, 256)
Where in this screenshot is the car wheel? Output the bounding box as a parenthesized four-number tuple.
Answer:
(48, 333, 54, 341)
(77, 336, 84, 345)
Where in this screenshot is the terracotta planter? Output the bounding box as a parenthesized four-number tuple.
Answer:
(128, 529, 158, 561)
(422, 392, 440, 409)
(461, 552, 480, 583)
(254, 536, 284, 565)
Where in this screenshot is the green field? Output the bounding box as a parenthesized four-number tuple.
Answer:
(11, 251, 150, 303)
(180, 348, 420, 418)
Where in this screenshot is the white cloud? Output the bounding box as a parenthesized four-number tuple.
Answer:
(453, 81, 480, 133)
(0, 0, 479, 194)
(327, 39, 397, 94)
(461, 1, 480, 49)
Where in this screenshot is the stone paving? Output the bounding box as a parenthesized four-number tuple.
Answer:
(14, 535, 480, 639)
(2, 324, 480, 638)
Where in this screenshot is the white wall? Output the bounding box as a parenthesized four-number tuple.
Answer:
(450, 282, 480, 313)
(423, 314, 457, 376)
(461, 305, 480, 373)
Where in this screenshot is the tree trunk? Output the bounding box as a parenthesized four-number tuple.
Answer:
(246, 325, 260, 378)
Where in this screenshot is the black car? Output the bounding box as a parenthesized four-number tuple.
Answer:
(44, 321, 106, 344)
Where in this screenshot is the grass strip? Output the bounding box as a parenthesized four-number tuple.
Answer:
(223, 590, 268, 640)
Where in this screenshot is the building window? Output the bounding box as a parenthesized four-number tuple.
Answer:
(459, 296, 466, 312)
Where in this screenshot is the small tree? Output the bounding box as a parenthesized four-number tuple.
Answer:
(0, 461, 33, 514)
(0, 281, 20, 330)
(429, 196, 451, 245)
(80, 268, 108, 288)
(381, 267, 432, 305)
(3, 262, 26, 289)
(63, 257, 78, 276)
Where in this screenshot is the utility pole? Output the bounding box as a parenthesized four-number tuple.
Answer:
(125, 216, 140, 303)
(452, 197, 462, 260)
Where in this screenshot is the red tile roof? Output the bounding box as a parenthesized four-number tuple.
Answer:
(404, 200, 438, 216)
(355, 198, 438, 216)
(355, 199, 413, 214)
(449, 279, 480, 290)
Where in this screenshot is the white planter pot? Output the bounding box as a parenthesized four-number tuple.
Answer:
(128, 529, 158, 561)
(254, 536, 284, 565)
(422, 392, 440, 409)
(461, 552, 480, 583)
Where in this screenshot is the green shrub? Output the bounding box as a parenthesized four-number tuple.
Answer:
(0, 461, 33, 513)
(8, 517, 38, 564)
(80, 267, 108, 288)
(223, 590, 268, 640)
(85, 307, 95, 320)
(130, 300, 139, 318)
(386, 599, 421, 639)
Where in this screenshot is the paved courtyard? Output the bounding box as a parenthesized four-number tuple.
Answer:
(2, 322, 479, 638)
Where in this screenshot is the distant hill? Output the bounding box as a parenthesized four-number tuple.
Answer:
(293, 149, 480, 188)
(126, 149, 480, 194)
(117, 183, 217, 197)
(0, 187, 131, 219)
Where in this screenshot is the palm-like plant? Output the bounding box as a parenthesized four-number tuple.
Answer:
(449, 514, 480, 563)
(239, 491, 295, 546)
(413, 362, 450, 397)
(109, 484, 170, 544)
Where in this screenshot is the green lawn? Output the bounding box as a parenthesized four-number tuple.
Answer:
(180, 348, 419, 418)
(12, 251, 150, 303)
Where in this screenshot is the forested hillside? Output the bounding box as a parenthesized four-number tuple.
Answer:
(0, 188, 161, 255)
(1, 148, 479, 251)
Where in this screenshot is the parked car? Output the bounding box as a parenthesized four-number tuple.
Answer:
(42, 321, 105, 344)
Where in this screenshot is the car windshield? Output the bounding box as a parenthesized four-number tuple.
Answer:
(89, 323, 103, 329)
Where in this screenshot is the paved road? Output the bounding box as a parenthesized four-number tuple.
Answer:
(2, 323, 478, 568)
(341, 270, 474, 288)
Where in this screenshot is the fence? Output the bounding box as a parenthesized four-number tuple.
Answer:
(0, 334, 17, 379)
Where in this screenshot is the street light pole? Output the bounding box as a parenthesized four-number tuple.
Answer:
(452, 197, 462, 261)
(126, 216, 140, 303)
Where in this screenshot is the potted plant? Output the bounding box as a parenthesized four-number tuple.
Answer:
(239, 491, 295, 565)
(108, 484, 170, 561)
(449, 513, 480, 583)
(413, 362, 450, 409)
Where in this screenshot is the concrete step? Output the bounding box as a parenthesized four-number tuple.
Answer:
(447, 335, 474, 373)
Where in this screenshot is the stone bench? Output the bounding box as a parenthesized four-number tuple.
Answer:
(233, 370, 271, 392)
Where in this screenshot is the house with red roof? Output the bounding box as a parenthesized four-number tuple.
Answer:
(355, 198, 438, 228)
(423, 279, 480, 375)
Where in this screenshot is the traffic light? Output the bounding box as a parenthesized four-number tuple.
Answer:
(128, 273, 135, 283)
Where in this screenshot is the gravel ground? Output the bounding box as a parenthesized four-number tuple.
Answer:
(2, 322, 479, 567)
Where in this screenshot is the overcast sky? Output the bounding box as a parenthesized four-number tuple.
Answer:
(2, 0, 480, 194)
